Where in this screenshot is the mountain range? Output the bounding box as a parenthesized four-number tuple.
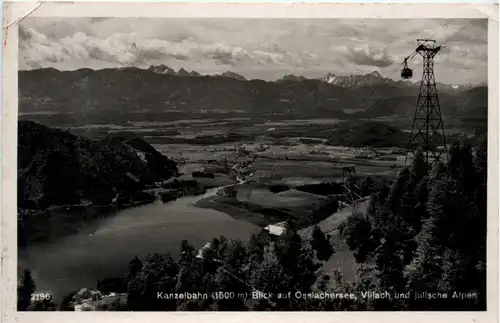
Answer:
(18, 66, 487, 126)
(147, 64, 481, 91)
(147, 64, 247, 81)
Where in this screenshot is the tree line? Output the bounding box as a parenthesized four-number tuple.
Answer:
(18, 222, 334, 311)
(340, 141, 487, 310)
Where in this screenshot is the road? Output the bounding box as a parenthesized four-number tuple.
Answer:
(299, 199, 369, 281)
(300, 198, 369, 237)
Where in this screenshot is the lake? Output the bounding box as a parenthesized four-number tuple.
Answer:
(18, 188, 260, 301)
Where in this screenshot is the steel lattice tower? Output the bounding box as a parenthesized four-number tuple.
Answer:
(405, 39, 447, 168)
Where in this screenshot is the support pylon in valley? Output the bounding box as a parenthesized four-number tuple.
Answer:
(402, 39, 448, 169)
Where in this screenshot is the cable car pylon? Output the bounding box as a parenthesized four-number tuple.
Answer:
(400, 39, 448, 169)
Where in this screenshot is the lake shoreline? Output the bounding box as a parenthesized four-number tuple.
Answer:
(18, 189, 261, 301)
(16, 178, 223, 250)
(194, 195, 271, 228)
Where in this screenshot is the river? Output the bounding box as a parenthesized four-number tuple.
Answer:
(18, 187, 260, 301)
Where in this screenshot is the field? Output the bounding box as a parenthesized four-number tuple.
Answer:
(55, 117, 449, 283)
(140, 118, 414, 282)
(143, 118, 408, 231)
(154, 141, 404, 183)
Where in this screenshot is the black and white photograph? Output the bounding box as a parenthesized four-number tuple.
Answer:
(3, 4, 496, 316)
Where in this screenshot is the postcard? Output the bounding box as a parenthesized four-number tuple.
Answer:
(1, 2, 498, 323)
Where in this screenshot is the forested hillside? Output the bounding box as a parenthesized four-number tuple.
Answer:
(18, 120, 178, 208)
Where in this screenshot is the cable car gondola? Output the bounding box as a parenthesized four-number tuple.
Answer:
(401, 67, 413, 79)
(401, 57, 413, 79)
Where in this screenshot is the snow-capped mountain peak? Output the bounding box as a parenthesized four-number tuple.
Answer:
(147, 64, 176, 75)
(217, 71, 247, 81)
(320, 71, 392, 87)
(323, 73, 337, 84)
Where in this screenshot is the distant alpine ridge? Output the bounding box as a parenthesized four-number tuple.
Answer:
(317, 71, 479, 92)
(147, 64, 247, 81)
(18, 66, 487, 125)
(146, 64, 481, 90)
(320, 71, 404, 88)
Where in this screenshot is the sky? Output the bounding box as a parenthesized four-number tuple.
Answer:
(19, 18, 487, 84)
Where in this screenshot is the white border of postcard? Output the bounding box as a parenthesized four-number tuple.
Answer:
(2, 2, 499, 323)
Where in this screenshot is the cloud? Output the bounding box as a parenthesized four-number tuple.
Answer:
(203, 43, 251, 66)
(19, 26, 289, 70)
(346, 44, 394, 68)
(19, 18, 487, 84)
(19, 27, 33, 41)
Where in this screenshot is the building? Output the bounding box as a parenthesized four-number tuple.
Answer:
(196, 242, 212, 259)
(258, 221, 289, 241)
(264, 224, 286, 236)
(72, 288, 127, 311)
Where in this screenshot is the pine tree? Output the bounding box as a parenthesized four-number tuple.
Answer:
(374, 232, 406, 294)
(406, 154, 469, 310)
(341, 212, 377, 263)
(311, 226, 334, 262)
(447, 141, 463, 178)
(400, 149, 428, 233)
(294, 245, 320, 292)
(213, 240, 249, 311)
(126, 253, 179, 311)
(28, 299, 57, 311)
(125, 256, 143, 283)
(179, 239, 196, 266)
(250, 251, 288, 310)
(58, 292, 77, 311)
(386, 168, 411, 214)
(17, 269, 36, 311)
(176, 240, 197, 295)
(410, 149, 428, 181)
(247, 234, 265, 266)
(284, 217, 298, 236)
(472, 139, 487, 309)
(412, 175, 429, 232)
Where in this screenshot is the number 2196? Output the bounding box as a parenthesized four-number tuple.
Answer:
(31, 293, 51, 301)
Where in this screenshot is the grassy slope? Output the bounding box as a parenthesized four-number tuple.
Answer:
(300, 201, 369, 282)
